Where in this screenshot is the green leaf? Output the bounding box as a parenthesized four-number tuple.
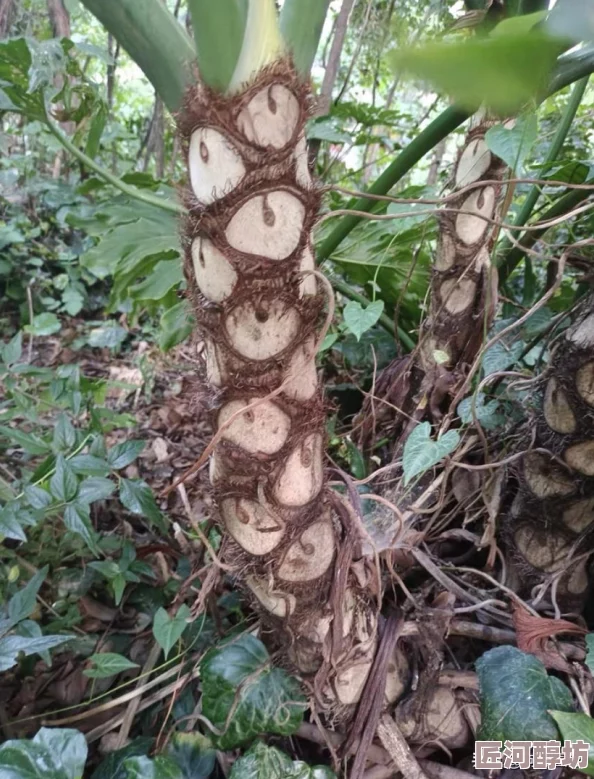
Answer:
(50, 455, 79, 502)
(8, 566, 48, 624)
(84, 652, 139, 679)
(402, 422, 460, 485)
(0, 426, 50, 455)
(61, 286, 85, 317)
(130, 261, 184, 302)
(0, 634, 71, 672)
(229, 742, 336, 779)
(25, 313, 62, 337)
(547, 0, 594, 44)
(280, 0, 331, 77)
(87, 324, 128, 349)
(386, 199, 435, 235)
(119, 479, 166, 531)
(0, 727, 87, 779)
(2, 332, 23, 366)
(107, 440, 145, 470)
(485, 112, 537, 173)
(24, 485, 53, 510)
(69, 455, 111, 477)
(476, 645, 573, 742)
(90, 738, 154, 779)
(152, 604, 191, 659)
(63, 503, 100, 554)
(342, 300, 385, 342)
(392, 32, 563, 115)
(549, 711, 594, 776)
(121, 756, 182, 779)
(111, 573, 127, 606)
(0, 504, 34, 542)
(166, 733, 216, 779)
(77, 477, 116, 504)
(159, 302, 193, 352)
(15, 621, 51, 665)
(78, 0, 194, 113)
(53, 414, 77, 452)
(200, 633, 306, 749)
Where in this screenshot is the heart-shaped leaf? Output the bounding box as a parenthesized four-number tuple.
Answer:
(402, 422, 460, 485)
(200, 634, 306, 749)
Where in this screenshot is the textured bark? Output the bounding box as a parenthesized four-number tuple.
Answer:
(47, 0, 70, 37)
(177, 61, 407, 708)
(503, 302, 594, 606)
(356, 120, 507, 450)
(0, 0, 14, 38)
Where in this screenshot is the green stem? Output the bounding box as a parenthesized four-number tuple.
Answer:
(280, 0, 331, 76)
(318, 46, 594, 263)
(45, 113, 183, 215)
(331, 277, 416, 350)
(318, 106, 470, 261)
(497, 186, 592, 283)
(497, 75, 589, 258)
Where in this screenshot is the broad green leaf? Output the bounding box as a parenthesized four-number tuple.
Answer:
(153, 605, 191, 658)
(485, 112, 538, 173)
(547, 0, 594, 44)
(87, 324, 128, 349)
(342, 300, 385, 342)
(586, 633, 594, 673)
(15, 621, 52, 665)
(84, 652, 139, 679)
(457, 394, 505, 430)
(50, 455, 79, 502)
(25, 313, 62, 337)
(77, 477, 116, 504)
(200, 633, 306, 749)
(391, 32, 563, 114)
(24, 485, 53, 510)
(79, 0, 194, 113)
(549, 711, 594, 776)
(0, 634, 71, 672)
(0, 727, 87, 779)
(68, 454, 111, 477)
(121, 755, 182, 779)
(8, 566, 48, 624)
(2, 332, 23, 366)
(476, 646, 573, 742)
(61, 286, 85, 316)
(386, 200, 435, 235)
(166, 733, 216, 779)
(90, 738, 154, 779)
(402, 422, 460, 485)
(130, 260, 184, 301)
(0, 426, 50, 455)
(0, 504, 34, 542)
(107, 441, 145, 470)
(53, 414, 77, 452)
(159, 302, 193, 352)
(63, 503, 99, 554)
(482, 339, 525, 375)
(229, 742, 336, 779)
(119, 479, 166, 531)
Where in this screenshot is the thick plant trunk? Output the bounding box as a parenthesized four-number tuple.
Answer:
(178, 61, 407, 708)
(357, 119, 507, 450)
(503, 302, 594, 606)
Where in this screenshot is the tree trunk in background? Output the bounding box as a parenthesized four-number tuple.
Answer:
(426, 138, 446, 186)
(178, 61, 407, 709)
(357, 120, 507, 450)
(143, 96, 165, 179)
(503, 301, 594, 608)
(317, 0, 356, 117)
(47, 0, 70, 37)
(0, 0, 14, 37)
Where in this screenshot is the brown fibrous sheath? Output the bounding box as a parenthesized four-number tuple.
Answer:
(177, 61, 408, 708)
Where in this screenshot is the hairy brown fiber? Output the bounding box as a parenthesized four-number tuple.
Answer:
(177, 61, 408, 708)
(503, 302, 594, 607)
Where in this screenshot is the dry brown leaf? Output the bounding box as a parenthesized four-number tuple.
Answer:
(513, 603, 586, 672)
